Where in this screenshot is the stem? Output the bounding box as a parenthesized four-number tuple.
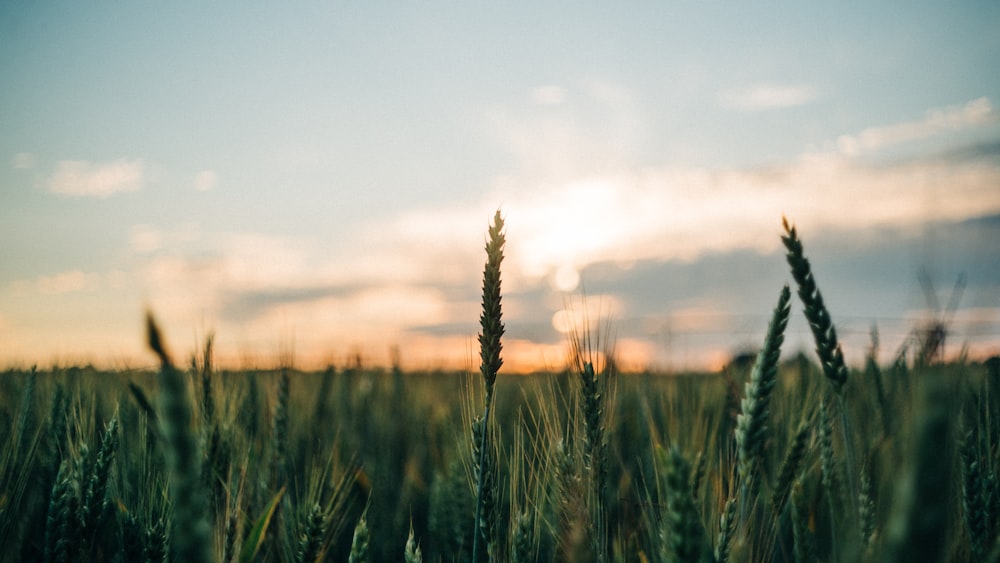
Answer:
(472, 401, 492, 563)
(838, 393, 859, 543)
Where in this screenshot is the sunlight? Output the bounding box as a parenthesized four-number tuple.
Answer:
(508, 179, 623, 281)
(552, 264, 581, 292)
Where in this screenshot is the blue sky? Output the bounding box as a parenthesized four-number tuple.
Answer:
(2, 3, 999, 370)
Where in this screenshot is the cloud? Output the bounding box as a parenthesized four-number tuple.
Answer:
(220, 284, 361, 321)
(838, 97, 998, 156)
(388, 127, 1000, 300)
(719, 83, 817, 111)
(133, 234, 468, 366)
(9, 270, 102, 295)
(120, 183, 997, 372)
(130, 98, 1000, 370)
(12, 152, 35, 169)
(49, 159, 144, 197)
(194, 169, 218, 192)
(137, 223, 481, 325)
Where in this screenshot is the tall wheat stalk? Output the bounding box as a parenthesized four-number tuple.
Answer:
(781, 218, 859, 529)
(735, 284, 791, 499)
(566, 306, 615, 562)
(146, 312, 212, 563)
(472, 210, 505, 563)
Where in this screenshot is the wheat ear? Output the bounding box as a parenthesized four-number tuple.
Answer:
(715, 496, 738, 563)
(348, 510, 370, 563)
(781, 218, 847, 392)
(735, 284, 791, 497)
(404, 522, 423, 563)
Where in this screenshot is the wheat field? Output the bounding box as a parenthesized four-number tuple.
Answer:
(0, 214, 997, 562)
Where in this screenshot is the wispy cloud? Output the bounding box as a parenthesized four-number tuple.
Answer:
(389, 150, 1000, 297)
(718, 83, 817, 111)
(137, 224, 478, 321)
(132, 233, 469, 367)
(10, 270, 102, 295)
(49, 159, 144, 197)
(838, 97, 997, 155)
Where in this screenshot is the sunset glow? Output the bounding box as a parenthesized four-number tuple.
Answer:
(2, 4, 999, 372)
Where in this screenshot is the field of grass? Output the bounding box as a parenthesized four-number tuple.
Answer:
(1, 215, 998, 562)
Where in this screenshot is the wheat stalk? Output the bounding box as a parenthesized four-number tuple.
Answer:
(715, 496, 738, 563)
(271, 367, 290, 490)
(472, 210, 505, 563)
(478, 209, 506, 404)
(296, 503, 325, 563)
(146, 311, 212, 563)
(661, 446, 712, 563)
(781, 218, 848, 392)
(791, 480, 815, 563)
(81, 415, 119, 550)
(690, 450, 707, 506)
(858, 466, 876, 550)
(867, 325, 891, 436)
(782, 218, 859, 527)
(44, 461, 75, 563)
(818, 401, 841, 506)
(510, 509, 535, 563)
(771, 420, 811, 516)
(735, 284, 791, 497)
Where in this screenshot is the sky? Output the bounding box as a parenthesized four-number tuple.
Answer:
(2, 3, 999, 372)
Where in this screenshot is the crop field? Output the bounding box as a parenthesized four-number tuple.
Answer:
(1, 215, 997, 563)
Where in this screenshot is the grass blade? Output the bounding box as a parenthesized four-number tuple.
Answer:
(239, 486, 286, 563)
